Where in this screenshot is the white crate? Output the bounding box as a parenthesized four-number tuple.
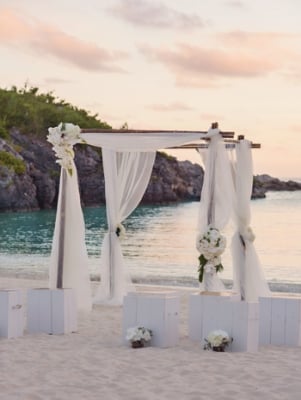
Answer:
(259, 296, 301, 347)
(27, 288, 77, 335)
(0, 289, 24, 338)
(189, 291, 259, 352)
(123, 291, 180, 348)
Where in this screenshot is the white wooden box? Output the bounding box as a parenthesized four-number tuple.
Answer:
(231, 301, 259, 352)
(189, 291, 259, 352)
(27, 288, 77, 335)
(0, 289, 24, 338)
(259, 296, 301, 347)
(123, 291, 180, 348)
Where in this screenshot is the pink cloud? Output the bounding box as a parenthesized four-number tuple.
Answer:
(139, 31, 300, 87)
(108, 0, 204, 29)
(0, 7, 127, 72)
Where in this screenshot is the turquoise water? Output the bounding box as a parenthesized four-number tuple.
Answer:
(0, 191, 301, 289)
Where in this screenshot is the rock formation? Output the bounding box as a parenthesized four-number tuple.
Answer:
(0, 130, 300, 212)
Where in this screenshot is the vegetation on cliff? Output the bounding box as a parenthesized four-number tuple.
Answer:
(0, 84, 110, 141)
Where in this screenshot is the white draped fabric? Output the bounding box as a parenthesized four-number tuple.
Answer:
(81, 130, 207, 304)
(49, 125, 270, 309)
(82, 131, 204, 151)
(49, 163, 92, 312)
(198, 129, 234, 233)
(231, 140, 270, 301)
(93, 149, 156, 305)
(197, 129, 234, 291)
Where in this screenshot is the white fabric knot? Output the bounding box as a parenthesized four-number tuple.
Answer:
(241, 226, 256, 242)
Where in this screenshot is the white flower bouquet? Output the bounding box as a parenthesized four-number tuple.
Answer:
(47, 122, 85, 176)
(126, 326, 152, 348)
(204, 330, 233, 352)
(196, 226, 226, 282)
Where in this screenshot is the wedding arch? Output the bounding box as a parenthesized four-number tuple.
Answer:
(47, 123, 270, 311)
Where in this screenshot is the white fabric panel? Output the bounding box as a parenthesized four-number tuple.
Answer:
(197, 129, 234, 291)
(231, 140, 270, 301)
(198, 130, 234, 233)
(49, 164, 92, 312)
(94, 150, 156, 305)
(82, 131, 205, 151)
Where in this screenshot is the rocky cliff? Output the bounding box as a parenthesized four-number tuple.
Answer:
(0, 129, 204, 212)
(0, 130, 300, 212)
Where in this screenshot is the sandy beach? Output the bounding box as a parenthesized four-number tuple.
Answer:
(1, 277, 301, 400)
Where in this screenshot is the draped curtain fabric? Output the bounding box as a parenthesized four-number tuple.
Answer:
(93, 149, 156, 305)
(81, 130, 206, 305)
(49, 162, 92, 312)
(49, 127, 270, 309)
(198, 129, 234, 233)
(197, 129, 234, 291)
(231, 140, 270, 301)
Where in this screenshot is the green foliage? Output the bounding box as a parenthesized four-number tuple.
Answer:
(0, 150, 26, 175)
(0, 120, 9, 139)
(0, 84, 111, 138)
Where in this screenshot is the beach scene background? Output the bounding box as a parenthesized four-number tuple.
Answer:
(1, 188, 300, 292)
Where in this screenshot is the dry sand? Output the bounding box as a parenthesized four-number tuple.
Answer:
(1, 277, 301, 400)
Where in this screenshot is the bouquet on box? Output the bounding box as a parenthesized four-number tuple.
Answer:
(196, 226, 226, 283)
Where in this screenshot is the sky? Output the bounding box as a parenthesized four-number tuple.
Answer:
(0, 0, 300, 178)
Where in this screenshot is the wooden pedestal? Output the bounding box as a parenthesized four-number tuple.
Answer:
(259, 296, 301, 347)
(27, 288, 77, 335)
(189, 291, 259, 352)
(0, 289, 24, 338)
(123, 290, 180, 348)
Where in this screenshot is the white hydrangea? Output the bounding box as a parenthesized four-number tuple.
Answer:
(126, 326, 152, 343)
(47, 122, 85, 176)
(205, 330, 232, 350)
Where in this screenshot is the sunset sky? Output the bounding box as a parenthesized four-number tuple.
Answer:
(0, 0, 300, 178)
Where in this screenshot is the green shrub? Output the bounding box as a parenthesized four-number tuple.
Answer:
(0, 85, 111, 137)
(0, 151, 26, 175)
(0, 121, 9, 139)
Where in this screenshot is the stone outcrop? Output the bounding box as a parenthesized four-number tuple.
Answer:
(254, 174, 301, 193)
(0, 130, 300, 212)
(0, 130, 204, 211)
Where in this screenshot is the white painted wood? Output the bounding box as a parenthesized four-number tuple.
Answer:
(189, 292, 259, 352)
(122, 291, 180, 348)
(189, 292, 239, 345)
(259, 297, 271, 345)
(284, 298, 300, 346)
(232, 302, 259, 352)
(27, 288, 77, 335)
(259, 296, 301, 347)
(0, 289, 24, 338)
(271, 297, 286, 345)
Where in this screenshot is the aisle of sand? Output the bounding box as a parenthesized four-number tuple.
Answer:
(1, 277, 301, 400)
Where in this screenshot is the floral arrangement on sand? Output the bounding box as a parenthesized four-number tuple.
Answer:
(196, 226, 226, 283)
(204, 330, 233, 352)
(47, 122, 85, 176)
(126, 326, 152, 348)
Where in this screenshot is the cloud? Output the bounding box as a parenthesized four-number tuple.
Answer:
(108, 0, 204, 29)
(224, 1, 245, 8)
(139, 31, 300, 87)
(0, 7, 127, 72)
(147, 102, 194, 112)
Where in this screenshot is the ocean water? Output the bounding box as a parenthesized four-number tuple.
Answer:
(0, 190, 301, 292)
